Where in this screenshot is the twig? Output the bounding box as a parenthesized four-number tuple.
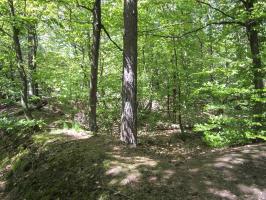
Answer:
(196, 0, 236, 20)
(76, 1, 93, 12)
(0, 26, 11, 38)
(101, 24, 123, 52)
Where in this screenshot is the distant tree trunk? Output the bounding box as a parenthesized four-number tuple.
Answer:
(141, 42, 152, 113)
(121, 0, 138, 146)
(244, 0, 265, 130)
(177, 84, 184, 133)
(173, 44, 184, 133)
(28, 25, 38, 96)
(167, 82, 171, 117)
(8, 0, 32, 119)
(89, 0, 101, 132)
(9, 61, 15, 82)
(99, 54, 108, 110)
(172, 81, 177, 123)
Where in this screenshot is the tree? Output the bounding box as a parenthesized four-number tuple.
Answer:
(89, 0, 101, 132)
(28, 24, 38, 96)
(8, 0, 32, 119)
(121, 0, 138, 145)
(242, 0, 265, 129)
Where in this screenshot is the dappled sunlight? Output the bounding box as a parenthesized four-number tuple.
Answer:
(100, 133, 266, 199)
(120, 172, 141, 186)
(137, 130, 210, 162)
(49, 128, 92, 140)
(105, 152, 159, 186)
(208, 188, 238, 200)
(237, 184, 266, 200)
(189, 144, 266, 200)
(103, 144, 181, 188)
(162, 169, 175, 180)
(215, 155, 245, 164)
(32, 133, 68, 145)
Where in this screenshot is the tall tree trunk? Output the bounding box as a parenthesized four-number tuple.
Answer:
(121, 0, 138, 146)
(89, 0, 101, 132)
(8, 0, 32, 119)
(244, 0, 265, 130)
(28, 25, 38, 96)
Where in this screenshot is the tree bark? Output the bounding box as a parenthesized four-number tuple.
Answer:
(8, 0, 32, 119)
(28, 25, 38, 96)
(121, 0, 138, 146)
(244, 0, 265, 129)
(89, 0, 101, 132)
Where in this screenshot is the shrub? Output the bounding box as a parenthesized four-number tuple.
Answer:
(0, 117, 45, 135)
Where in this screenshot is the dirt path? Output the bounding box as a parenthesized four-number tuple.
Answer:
(175, 143, 266, 200)
(103, 142, 266, 200)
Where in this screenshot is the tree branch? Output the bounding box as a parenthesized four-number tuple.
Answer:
(0, 26, 11, 38)
(101, 24, 123, 52)
(196, 0, 236, 20)
(139, 21, 194, 34)
(143, 21, 245, 39)
(76, 1, 93, 12)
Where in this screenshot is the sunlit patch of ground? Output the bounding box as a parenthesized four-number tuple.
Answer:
(49, 128, 92, 140)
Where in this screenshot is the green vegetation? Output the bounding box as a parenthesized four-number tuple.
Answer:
(0, 0, 265, 199)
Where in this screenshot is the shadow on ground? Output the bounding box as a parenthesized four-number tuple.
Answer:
(1, 131, 265, 200)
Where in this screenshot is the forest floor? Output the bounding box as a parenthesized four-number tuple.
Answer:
(0, 105, 266, 200)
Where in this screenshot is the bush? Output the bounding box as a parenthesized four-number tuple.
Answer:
(194, 115, 265, 147)
(0, 117, 45, 135)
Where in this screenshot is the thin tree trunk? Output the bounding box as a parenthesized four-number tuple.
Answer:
(173, 44, 184, 133)
(167, 82, 171, 118)
(177, 84, 184, 133)
(8, 0, 32, 119)
(28, 25, 38, 96)
(172, 82, 177, 123)
(121, 0, 138, 146)
(89, 0, 101, 132)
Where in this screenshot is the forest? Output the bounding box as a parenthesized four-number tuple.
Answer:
(0, 0, 265, 199)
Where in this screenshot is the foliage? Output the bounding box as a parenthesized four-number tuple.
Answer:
(0, 0, 265, 147)
(0, 117, 45, 134)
